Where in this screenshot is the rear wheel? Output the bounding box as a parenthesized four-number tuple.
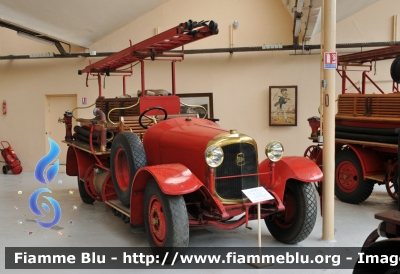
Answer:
(265, 180, 317, 244)
(78, 177, 95, 204)
(144, 179, 188, 261)
(111, 132, 147, 206)
(385, 164, 399, 201)
(335, 149, 374, 204)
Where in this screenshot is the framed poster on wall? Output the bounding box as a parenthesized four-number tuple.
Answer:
(269, 86, 297, 126)
(177, 93, 214, 119)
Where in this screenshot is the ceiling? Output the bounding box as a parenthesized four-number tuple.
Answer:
(281, 0, 381, 43)
(0, 0, 382, 50)
(0, 0, 170, 48)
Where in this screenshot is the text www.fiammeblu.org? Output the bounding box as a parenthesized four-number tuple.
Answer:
(12, 251, 400, 268)
(122, 252, 399, 267)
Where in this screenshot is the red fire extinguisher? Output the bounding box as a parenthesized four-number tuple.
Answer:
(2, 101, 6, 115)
(1, 141, 23, 175)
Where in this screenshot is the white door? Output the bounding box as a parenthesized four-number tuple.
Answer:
(46, 95, 77, 165)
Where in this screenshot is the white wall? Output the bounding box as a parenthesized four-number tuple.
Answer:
(0, 0, 399, 171)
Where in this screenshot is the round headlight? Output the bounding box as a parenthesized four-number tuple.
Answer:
(265, 141, 284, 162)
(205, 145, 224, 167)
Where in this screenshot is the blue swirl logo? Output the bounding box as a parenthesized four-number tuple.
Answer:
(29, 138, 62, 228)
(34, 138, 60, 185)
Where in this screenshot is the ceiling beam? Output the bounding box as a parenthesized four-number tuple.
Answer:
(54, 41, 67, 55)
(0, 19, 69, 55)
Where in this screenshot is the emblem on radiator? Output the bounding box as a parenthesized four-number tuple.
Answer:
(236, 152, 245, 166)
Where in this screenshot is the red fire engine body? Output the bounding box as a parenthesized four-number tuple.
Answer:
(322, 47, 400, 273)
(60, 20, 322, 257)
(306, 46, 400, 204)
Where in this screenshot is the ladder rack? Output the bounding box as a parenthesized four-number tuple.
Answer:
(79, 20, 219, 75)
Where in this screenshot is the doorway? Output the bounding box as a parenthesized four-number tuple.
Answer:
(45, 95, 77, 168)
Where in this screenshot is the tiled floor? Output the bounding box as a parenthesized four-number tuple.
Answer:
(1, 171, 398, 274)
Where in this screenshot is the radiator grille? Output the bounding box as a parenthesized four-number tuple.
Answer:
(215, 143, 258, 200)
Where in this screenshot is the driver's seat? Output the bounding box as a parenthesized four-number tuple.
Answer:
(119, 116, 147, 136)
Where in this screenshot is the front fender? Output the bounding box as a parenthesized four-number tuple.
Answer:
(132, 163, 203, 195)
(66, 146, 78, 176)
(338, 144, 383, 177)
(259, 156, 323, 200)
(129, 163, 203, 226)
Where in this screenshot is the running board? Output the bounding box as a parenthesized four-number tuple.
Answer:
(365, 174, 386, 183)
(105, 200, 130, 217)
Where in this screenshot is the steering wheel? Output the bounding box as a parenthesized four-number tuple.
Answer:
(139, 107, 168, 129)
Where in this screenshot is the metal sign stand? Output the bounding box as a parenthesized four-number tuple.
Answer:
(242, 187, 274, 268)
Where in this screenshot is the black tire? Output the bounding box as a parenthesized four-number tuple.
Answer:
(78, 178, 95, 204)
(392, 170, 399, 194)
(2, 165, 7, 174)
(385, 166, 398, 200)
(391, 57, 400, 83)
(111, 132, 147, 206)
(354, 239, 400, 274)
(265, 180, 317, 244)
(335, 149, 374, 204)
(144, 179, 188, 261)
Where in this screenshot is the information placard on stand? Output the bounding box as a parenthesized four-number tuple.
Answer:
(242, 187, 274, 268)
(242, 187, 274, 203)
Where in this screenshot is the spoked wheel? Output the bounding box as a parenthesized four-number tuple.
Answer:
(335, 149, 374, 204)
(144, 179, 188, 262)
(139, 107, 168, 129)
(303, 145, 322, 166)
(110, 132, 147, 206)
(385, 163, 399, 201)
(265, 179, 317, 244)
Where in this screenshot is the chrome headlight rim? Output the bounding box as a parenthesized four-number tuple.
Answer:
(205, 145, 224, 167)
(265, 140, 284, 162)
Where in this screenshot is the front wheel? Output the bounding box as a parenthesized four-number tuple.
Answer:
(144, 179, 188, 261)
(335, 149, 374, 204)
(265, 180, 317, 244)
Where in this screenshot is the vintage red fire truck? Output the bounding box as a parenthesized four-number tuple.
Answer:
(305, 46, 400, 204)
(60, 20, 322, 257)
